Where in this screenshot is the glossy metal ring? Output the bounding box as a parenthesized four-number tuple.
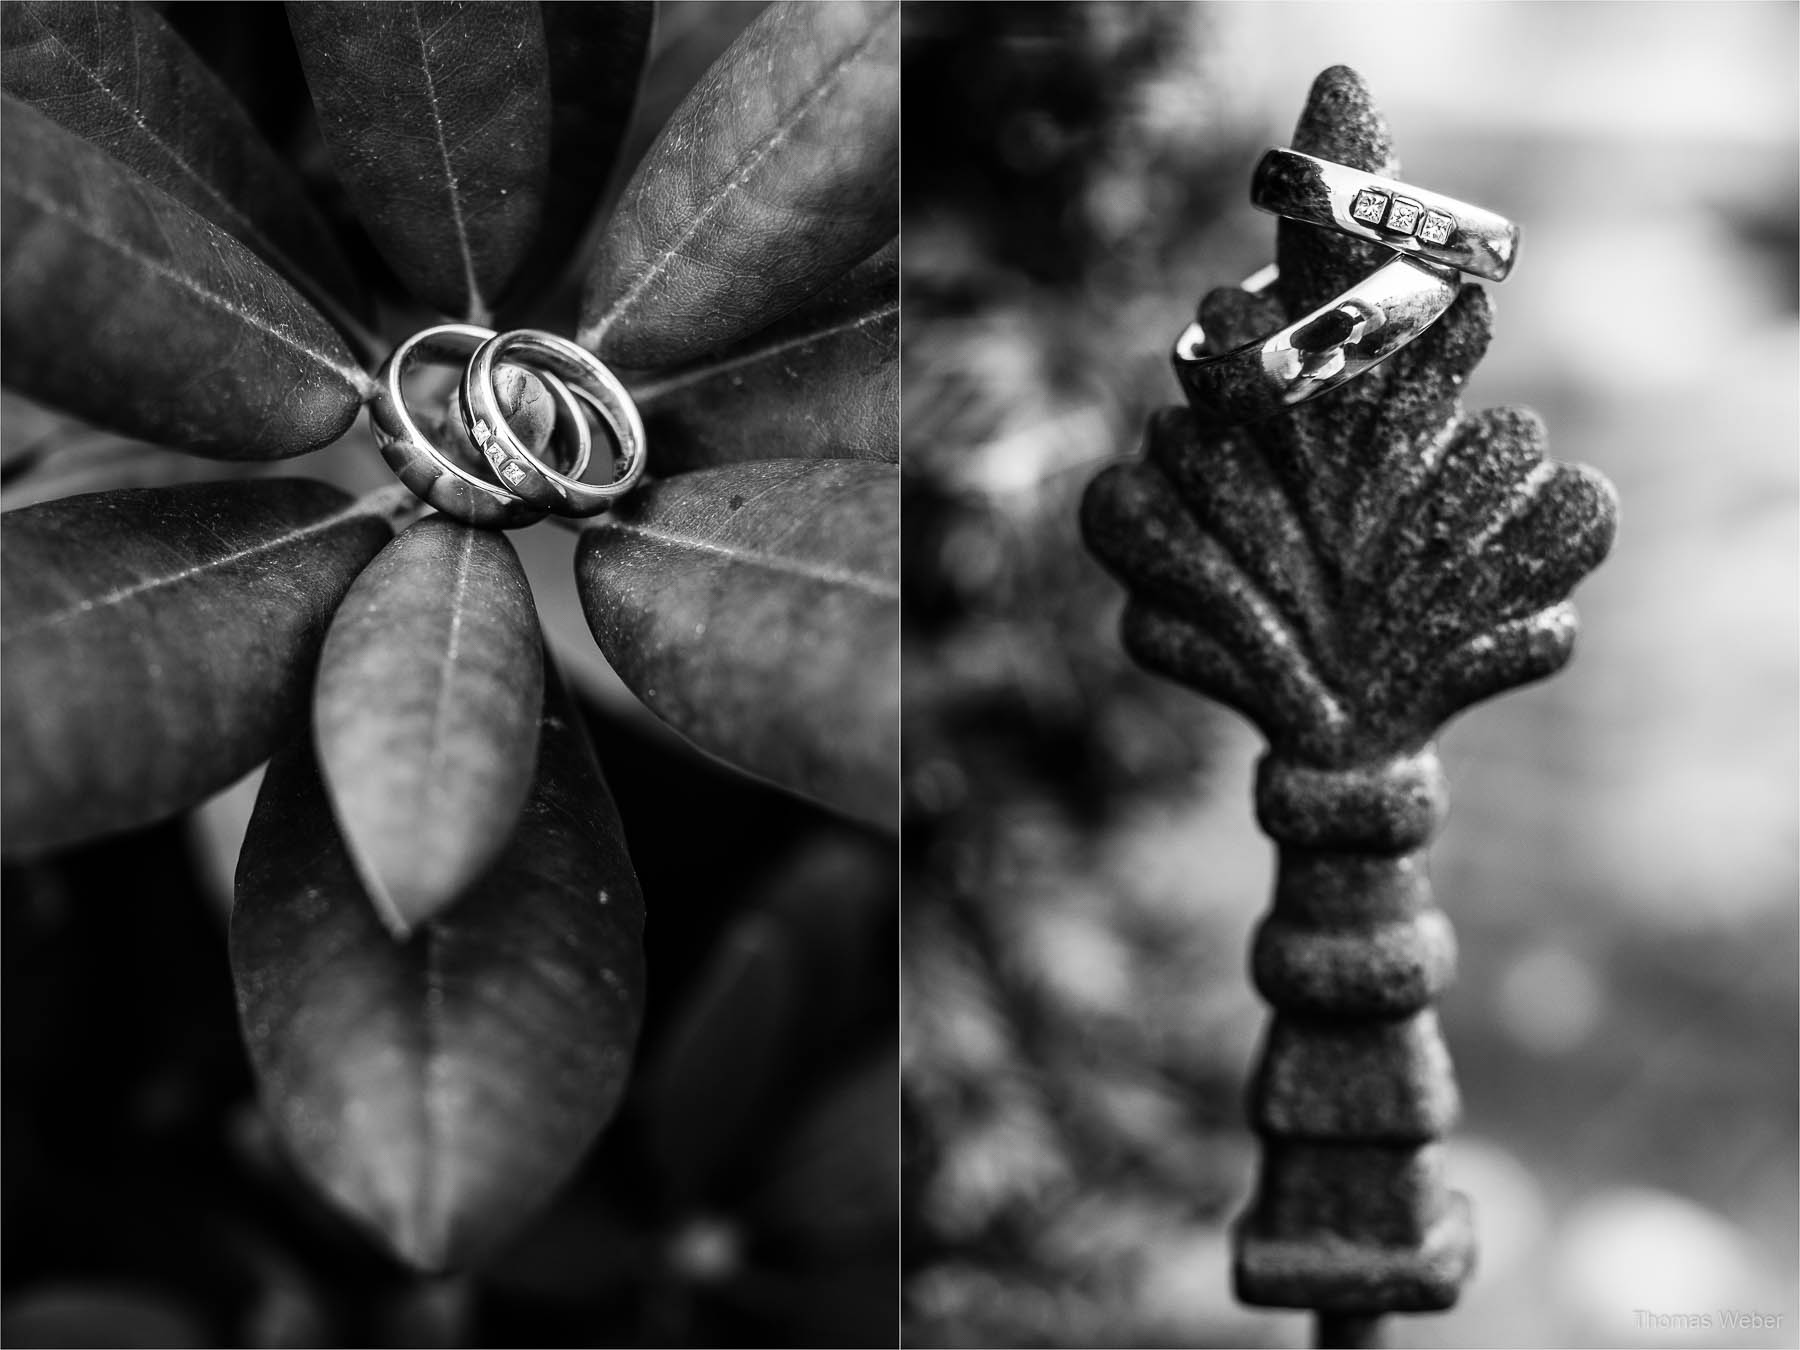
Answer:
(371, 324, 593, 529)
(1251, 148, 1519, 283)
(461, 329, 646, 519)
(1173, 256, 1461, 426)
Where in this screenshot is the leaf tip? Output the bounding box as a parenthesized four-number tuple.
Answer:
(361, 868, 416, 942)
(327, 825, 422, 938)
(383, 1204, 458, 1276)
(338, 834, 494, 944)
(325, 1145, 462, 1274)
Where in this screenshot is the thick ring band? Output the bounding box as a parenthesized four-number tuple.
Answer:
(461, 329, 646, 518)
(1251, 148, 1518, 283)
(1173, 256, 1460, 425)
(371, 324, 594, 529)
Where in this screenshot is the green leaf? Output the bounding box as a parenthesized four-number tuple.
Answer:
(287, 0, 550, 323)
(635, 240, 898, 473)
(574, 460, 899, 831)
(580, 0, 899, 368)
(314, 517, 544, 938)
(0, 0, 367, 330)
(231, 667, 645, 1273)
(0, 95, 370, 460)
(0, 480, 391, 856)
(499, 0, 653, 315)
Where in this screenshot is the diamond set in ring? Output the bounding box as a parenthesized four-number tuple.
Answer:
(1385, 197, 1422, 234)
(1252, 148, 1517, 283)
(1350, 188, 1388, 225)
(1349, 187, 1456, 247)
(467, 418, 528, 487)
(1417, 211, 1455, 246)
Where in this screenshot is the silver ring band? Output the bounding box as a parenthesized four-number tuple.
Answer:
(1251, 148, 1518, 283)
(461, 329, 647, 519)
(1173, 257, 1461, 425)
(371, 324, 593, 529)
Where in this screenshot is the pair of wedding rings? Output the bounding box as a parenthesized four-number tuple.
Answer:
(370, 325, 647, 528)
(1174, 148, 1519, 425)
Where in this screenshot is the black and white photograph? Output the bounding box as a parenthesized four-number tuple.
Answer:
(2, 2, 897, 1345)
(1, 2, 1796, 1349)
(900, 4, 1795, 1348)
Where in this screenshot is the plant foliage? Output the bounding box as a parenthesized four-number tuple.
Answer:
(1, 1, 898, 1321)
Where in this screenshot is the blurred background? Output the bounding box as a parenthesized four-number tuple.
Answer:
(900, 4, 1797, 1347)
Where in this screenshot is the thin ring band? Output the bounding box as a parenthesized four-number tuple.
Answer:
(1250, 148, 1518, 283)
(371, 325, 593, 529)
(461, 329, 647, 518)
(1173, 256, 1461, 426)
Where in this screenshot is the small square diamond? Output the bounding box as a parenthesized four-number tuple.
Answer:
(470, 419, 493, 444)
(1350, 188, 1389, 225)
(1417, 210, 1454, 246)
(499, 460, 527, 487)
(1385, 197, 1422, 235)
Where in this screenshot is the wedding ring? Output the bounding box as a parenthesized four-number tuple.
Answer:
(1251, 148, 1518, 282)
(461, 329, 646, 518)
(371, 324, 594, 529)
(1173, 256, 1460, 425)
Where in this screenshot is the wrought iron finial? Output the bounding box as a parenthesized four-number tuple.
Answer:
(1081, 65, 1618, 1348)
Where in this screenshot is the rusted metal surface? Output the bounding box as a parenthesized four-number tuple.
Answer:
(1081, 66, 1618, 1346)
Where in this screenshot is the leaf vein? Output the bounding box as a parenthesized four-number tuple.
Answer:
(419, 922, 447, 1260)
(410, 1, 485, 324)
(2, 495, 380, 643)
(15, 6, 375, 358)
(596, 521, 898, 600)
(633, 300, 896, 404)
(22, 9, 268, 269)
(422, 528, 477, 821)
(591, 6, 896, 340)
(4, 174, 373, 397)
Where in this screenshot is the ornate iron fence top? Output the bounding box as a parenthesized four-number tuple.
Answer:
(1082, 63, 1618, 1349)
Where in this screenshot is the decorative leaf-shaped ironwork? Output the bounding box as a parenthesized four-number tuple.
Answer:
(1085, 96, 1614, 764)
(1082, 66, 1617, 1345)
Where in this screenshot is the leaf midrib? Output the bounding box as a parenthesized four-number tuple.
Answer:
(595, 519, 898, 600)
(419, 527, 477, 842)
(416, 919, 449, 1266)
(18, 8, 299, 294)
(4, 169, 373, 397)
(409, 1, 486, 325)
(632, 299, 897, 405)
(584, 4, 897, 345)
(9, 9, 375, 359)
(1, 497, 378, 644)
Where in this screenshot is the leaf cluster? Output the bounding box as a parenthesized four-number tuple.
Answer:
(2, 0, 898, 1283)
